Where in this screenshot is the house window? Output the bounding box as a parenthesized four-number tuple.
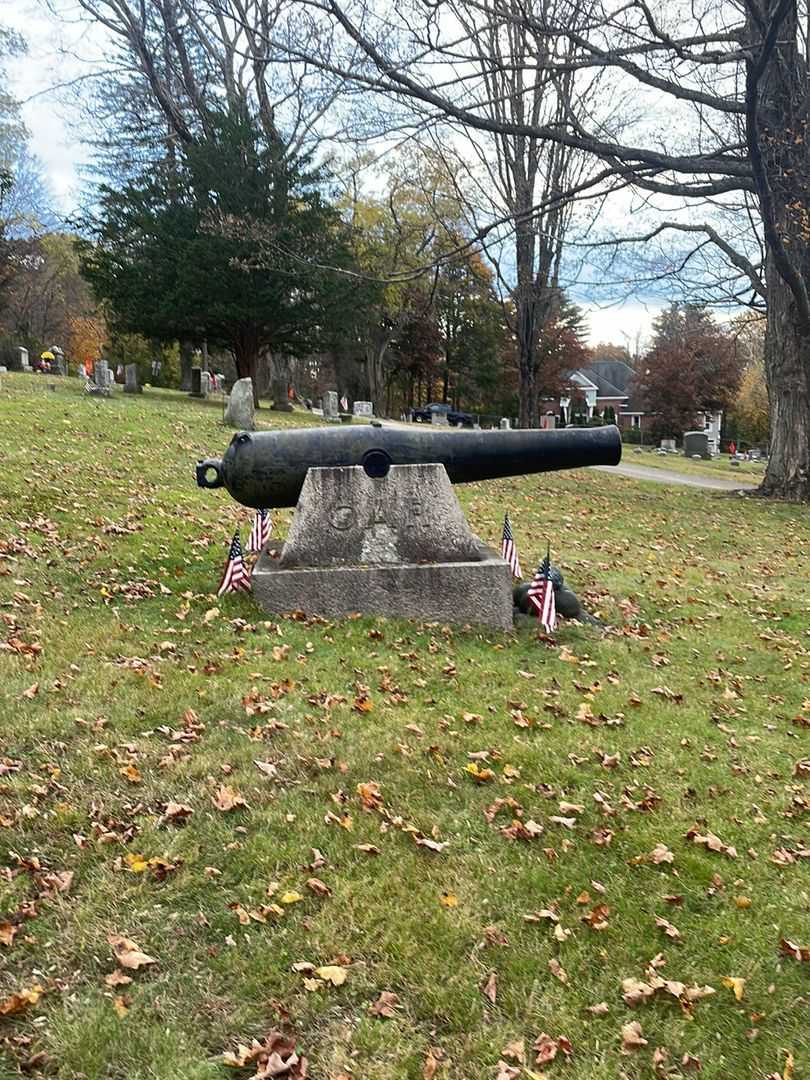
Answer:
(631, 415, 641, 428)
(603, 405, 616, 423)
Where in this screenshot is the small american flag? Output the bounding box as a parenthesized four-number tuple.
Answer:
(527, 544, 557, 633)
(247, 508, 272, 553)
(217, 530, 251, 596)
(500, 512, 522, 578)
(340, 395, 348, 411)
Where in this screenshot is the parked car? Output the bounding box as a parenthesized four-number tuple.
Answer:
(411, 402, 474, 427)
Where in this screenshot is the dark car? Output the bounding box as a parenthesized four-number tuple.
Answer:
(411, 402, 474, 427)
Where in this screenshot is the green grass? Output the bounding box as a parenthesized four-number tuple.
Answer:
(1, 373, 808, 1080)
(622, 445, 766, 481)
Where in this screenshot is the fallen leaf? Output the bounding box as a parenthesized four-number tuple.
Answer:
(440, 891, 458, 908)
(722, 976, 746, 1001)
(314, 964, 347, 986)
(369, 990, 399, 1018)
(482, 970, 498, 1003)
(0, 985, 43, 1016)
(212, 785, 248, 812)
(655, 915, 682, 940)
(621, 1020, 648, 1053)
(548, 958, 568, 983)
(108, 933, 157, 970)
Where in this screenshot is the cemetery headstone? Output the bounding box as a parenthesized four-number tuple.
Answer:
(224, 377, 255, 430)
(124, 363, 142, 394)
(0, 366, 7, 374)
(431, 410, 449, 425)
(352, 400, 374, 418)
(682, 431, 710, 460)
(201, 372, 211, 397)
(322, 390, 340, 422)
(499, 417, 511, 430)
(18, 347, 31, 373)
(94, 360, 109, 388)
(660, 437, 676, 451)
(190, 366, 204, 397)
(271, 377, 293, 412)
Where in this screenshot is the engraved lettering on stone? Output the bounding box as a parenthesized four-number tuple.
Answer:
(331, 504, 355, 530)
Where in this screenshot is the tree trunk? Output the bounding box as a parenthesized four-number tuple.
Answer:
(179, 339, 194, 391)
(233, 328, 261, 407)
(760, 265, 810, 500)
(516, 294, 539, 429)
(365, 334, 389, 416)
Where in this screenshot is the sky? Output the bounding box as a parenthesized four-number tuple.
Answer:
(3, 0, 663, 352)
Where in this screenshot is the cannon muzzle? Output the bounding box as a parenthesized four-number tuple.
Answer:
(196, 423, 621, 509)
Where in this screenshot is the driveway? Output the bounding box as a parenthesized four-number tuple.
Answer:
(595, 463, 759, 491)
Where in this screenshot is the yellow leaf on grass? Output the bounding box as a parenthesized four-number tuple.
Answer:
(280, 891, 304, 905)
(314, 965, 348, 986)
(440, 891, 458, 908)
(721, 976, 746, 1001)
(124, 853, 149, 873)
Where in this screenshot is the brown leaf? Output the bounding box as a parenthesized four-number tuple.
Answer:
(779, 938, 810, 962)
(162, 800, 193, 823)
(650, 843, 674, 864)
(621, 1020, 648, 1053)
(587, 1001, 610, 1016)
(423, 1047, 443, 1080)
(685, 825, 737, 858)
(105, 970, 133, 988)
(655, 915, 682, 940)
(369, 991, 399, 1018)
(533, 1032, 572, 1065)
(108, 933, 157, 970)
(548, 957, 568, 983)
(212, 785, 248, 812)
(482, 970, 498, 1004)
(305, 878, 331, 898)
(0, 985, 43, 1016)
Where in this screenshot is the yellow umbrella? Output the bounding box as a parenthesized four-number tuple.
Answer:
(40, 350, 55, 360)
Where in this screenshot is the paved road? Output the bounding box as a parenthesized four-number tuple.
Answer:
(595, 462, 759, 491)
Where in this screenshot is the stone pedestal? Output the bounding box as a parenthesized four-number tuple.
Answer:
(322, 390, 340, 422)
(251, 463, 513, 629)
(224, 377, 255, 429)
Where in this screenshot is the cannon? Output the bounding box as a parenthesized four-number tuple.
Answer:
(196, 423, 622, 508)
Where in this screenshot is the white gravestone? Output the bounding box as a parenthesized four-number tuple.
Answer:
(224, 377, 255, 430)
(352, 400, 374, 418)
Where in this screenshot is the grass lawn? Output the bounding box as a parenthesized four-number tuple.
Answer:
(1, 373, 808, 1080)
(620, 447, 766, 483)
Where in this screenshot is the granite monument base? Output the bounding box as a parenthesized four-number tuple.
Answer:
(251, 463, 513, 629)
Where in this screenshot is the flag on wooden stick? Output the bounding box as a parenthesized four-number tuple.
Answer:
(527, 543, 557, 633)
(247, 508, 272, 553)
(500, 512, 522, 578)
(217, 531, 251, 596)
(340, 395, 349, 412)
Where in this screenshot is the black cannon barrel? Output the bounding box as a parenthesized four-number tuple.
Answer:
(196, 423, 622, 509)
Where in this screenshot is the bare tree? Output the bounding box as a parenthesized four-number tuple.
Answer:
(422, 0, 613, 426)
(277, 0, 810, 499)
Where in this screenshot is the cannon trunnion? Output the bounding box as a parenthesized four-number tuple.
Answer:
(196, 423, 622, 509)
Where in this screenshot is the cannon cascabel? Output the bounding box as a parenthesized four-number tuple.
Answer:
(196, 423, 622, 509)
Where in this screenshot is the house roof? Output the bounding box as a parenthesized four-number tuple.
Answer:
(564, 359, 636, 401)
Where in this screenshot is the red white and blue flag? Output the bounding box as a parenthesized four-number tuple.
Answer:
(340, 395, 349, 412)
(500, 512, 522, 578)
(527, 544, 557, 633)
(217, 531, 251, 596)
(247, 508, 272, 553)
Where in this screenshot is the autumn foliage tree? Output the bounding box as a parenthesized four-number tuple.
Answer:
(637, 304, 743, 440)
